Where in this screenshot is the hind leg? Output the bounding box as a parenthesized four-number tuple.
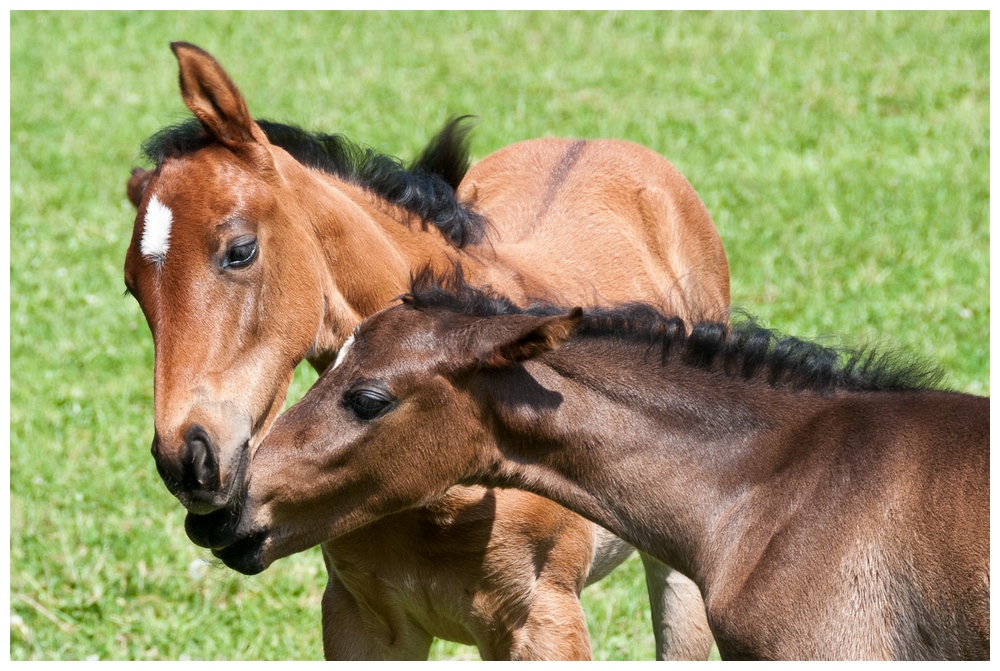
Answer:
(640, 552, 714, 660)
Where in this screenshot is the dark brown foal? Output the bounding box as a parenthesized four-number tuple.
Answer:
(190, 278, 989, 660)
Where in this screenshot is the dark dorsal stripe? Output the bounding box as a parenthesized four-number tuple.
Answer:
(141, 117, 485, 247)
(402, 267, 946, 394)
(530, 140, 586, 229)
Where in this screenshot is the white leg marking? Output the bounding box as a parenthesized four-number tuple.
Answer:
(141, 195, 173, 264)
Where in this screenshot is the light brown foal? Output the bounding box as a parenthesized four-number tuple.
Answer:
(124, 43, 729, 658)
(190, 277, 989, 660)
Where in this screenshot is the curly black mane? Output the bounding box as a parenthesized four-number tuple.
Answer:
(401, 267, 946, 394)
(141, 116, 485, 247)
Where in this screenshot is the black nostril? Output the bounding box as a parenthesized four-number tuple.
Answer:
(185, 425, 218, 491)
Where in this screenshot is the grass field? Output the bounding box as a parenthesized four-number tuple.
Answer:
(10, 11, 989, 661)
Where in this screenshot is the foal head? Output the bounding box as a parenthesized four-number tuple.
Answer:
(186, 278, 583, 573)
(125, 43, 484, 515)
(123, 43, 344, 513)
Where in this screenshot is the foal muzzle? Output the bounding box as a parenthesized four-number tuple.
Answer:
(185, 508, 268, 575)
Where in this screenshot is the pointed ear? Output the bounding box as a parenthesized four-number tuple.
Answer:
(171, 42, 270, 150)
(126, 167, 153, 208)
(468, 308, 583, 369)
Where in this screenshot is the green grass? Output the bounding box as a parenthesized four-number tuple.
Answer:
(10, 10, 988, 661)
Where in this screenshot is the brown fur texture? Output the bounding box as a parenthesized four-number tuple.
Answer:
(124, 43, 729, 659)
(195, 287, 988, 660)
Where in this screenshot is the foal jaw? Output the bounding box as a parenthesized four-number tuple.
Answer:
(185, 508, 270, 576)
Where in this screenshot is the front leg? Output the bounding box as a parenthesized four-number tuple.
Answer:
(640, 551, 714, 660)
(320, 545, 434, 660)
(514, 581, 592, 660)
(469, 578, 592, 660)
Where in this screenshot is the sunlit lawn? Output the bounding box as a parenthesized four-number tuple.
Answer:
(10, 10, 988, 661)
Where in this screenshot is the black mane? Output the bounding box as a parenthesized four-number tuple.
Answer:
(401, 268, 946, 394)
(141, 116, 485, 247)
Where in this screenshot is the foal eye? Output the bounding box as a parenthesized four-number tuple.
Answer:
(343, 387, 396, 421)
(344, 389, 395, 421)
(221, 239, 258, 270)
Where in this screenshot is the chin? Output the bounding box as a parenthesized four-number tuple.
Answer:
(184, 509, 269, 575)
(211, 532, 269, 575)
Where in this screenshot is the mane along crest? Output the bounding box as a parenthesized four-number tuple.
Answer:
(141, 116, 485, 247)
(402, 269, 946, 393)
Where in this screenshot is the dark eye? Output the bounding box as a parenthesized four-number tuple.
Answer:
(221, 239, 258, 270)
(343, 387, 396, 421)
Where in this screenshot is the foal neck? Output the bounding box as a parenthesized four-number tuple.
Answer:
(293, 162, 493, 367)
(475, 337, 868, 590)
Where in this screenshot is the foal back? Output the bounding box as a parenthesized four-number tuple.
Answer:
(460, 137, 729, 314)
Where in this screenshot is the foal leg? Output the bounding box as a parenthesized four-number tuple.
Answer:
(464, 489, 594, 660)
(510, 588, 591, 660)
(468, 579, 592, 660)
(320, 550, 433, 660)
(640, 552, 714, 660)
(509, 581, 592, 660)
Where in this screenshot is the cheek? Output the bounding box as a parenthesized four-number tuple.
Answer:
(257, 261, 325, 352)
(387, 398, 477, 474)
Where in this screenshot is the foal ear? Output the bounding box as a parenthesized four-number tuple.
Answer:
(171, 42, 270, 150)
(471, 308, 583, 369)
(127, 167, 153, 208)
